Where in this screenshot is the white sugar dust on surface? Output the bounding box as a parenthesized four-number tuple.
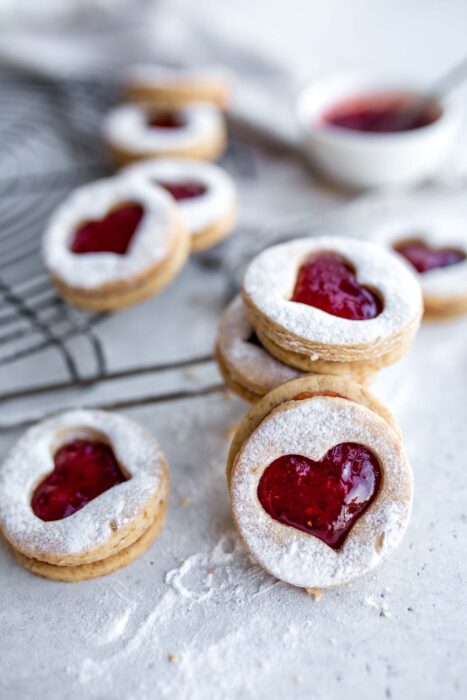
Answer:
(1, 311, 466, 700)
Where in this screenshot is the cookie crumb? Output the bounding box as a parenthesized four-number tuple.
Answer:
(306, 587, 322, 601)
(380, 602, 392, 618)
(367, 595, 392, 617)
(375, 532, 385, 552)
(183, 367, 200, 381)
(168, 654, 177, 663)
(109, 519, 118, 532)
(179, 498, 191, 508)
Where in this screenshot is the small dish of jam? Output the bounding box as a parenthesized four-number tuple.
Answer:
(296, 74, 461, 188)
(321, 92, 440, 134)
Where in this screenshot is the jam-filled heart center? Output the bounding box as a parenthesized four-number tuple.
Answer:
(147, 111, 187, 129)
(257, 443, 381, 549)
(157, 180, 207, 201)
(393, 238, 466, 274)
(71, 202, 144, 256)
(31, 439, 128, 522)
(291, 253, 382, 320)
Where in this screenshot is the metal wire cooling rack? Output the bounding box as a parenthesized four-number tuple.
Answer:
(1, 71, 347, 432)
(0, 71, 262, 419)
(0, 73, 114, 388)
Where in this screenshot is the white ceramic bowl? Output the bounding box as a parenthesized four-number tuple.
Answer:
(296, 74, 462, 189)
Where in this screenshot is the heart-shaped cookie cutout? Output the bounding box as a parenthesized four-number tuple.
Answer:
(147, 111, 187, 129)
(158, 180, 207, 201)
(71, 202, 144, 255)
(32, 439, 127, 522)
(257, 442, 381, 549)
(291, 253, 382, 320)
(393, 239, 466, 274)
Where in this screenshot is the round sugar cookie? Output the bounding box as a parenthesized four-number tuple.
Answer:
(123, 158, 237, 251)
(103, 102, 226, 165)
(42, 174, 189, 311)
(0, 409, 169, 580)
(242, 236, 423, 372)
(229, 378, 412, 589)
(216, 295, 303, 402)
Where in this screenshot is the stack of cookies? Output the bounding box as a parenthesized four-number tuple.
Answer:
(103, 65, 230, 164)
(222, 235, 423, 589)
(217, 235, 423, 401)
(42, 65, 239, 311)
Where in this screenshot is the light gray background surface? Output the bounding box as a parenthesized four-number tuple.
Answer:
(1, 2, 466, 699)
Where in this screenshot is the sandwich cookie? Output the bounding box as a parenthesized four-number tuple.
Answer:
(228, 375, 412, 589)
(103, 102, 226, 165)
(241, 236, 423, 375)
(0, 410, 169, 582)
(216, 296, 304, 402)
(42, 174, 190, 311)
(124, 158, 237, 251)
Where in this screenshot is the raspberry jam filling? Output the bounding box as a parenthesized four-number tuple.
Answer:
(158, 180, 207, 201)
(148, 111, 187, 129)
(31, 439, 127, 522)
(257, 443, 381, 549)
(292, 252, 382, 320)
(71, 202, 144, 255)
(393, 239, 466, 274)
(322, 93, 439, 133)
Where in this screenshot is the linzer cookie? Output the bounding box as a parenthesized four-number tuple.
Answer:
(0, 410, 169, 582)
(241, 236, 423, 375)
(123, 158, 237, 251)
(228, 376, 412, 589)
(124, 65, 231, 110)
(103, 102, 226, 165)
(371, 214, 467, 319)
(216, 296, 304, 403)
(42, 174, 190, 311)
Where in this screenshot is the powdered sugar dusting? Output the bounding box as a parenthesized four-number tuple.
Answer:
(242, 236, 423, 347)
(231, 397, 413, 588)
(102, 102, 223, 154)
(218, 296, 302, 392)
(0, 410, 167, 557)
(43, 175, 180, 288)
(165, 534, 277, 603)
(123, 158, 237, 235)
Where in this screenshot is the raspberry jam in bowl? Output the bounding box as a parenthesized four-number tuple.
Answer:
(296, 74, 461, 188)
(322, 92, 439, 134)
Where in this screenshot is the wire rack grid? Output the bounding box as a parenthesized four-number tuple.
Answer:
(0, 72, 266, 423)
